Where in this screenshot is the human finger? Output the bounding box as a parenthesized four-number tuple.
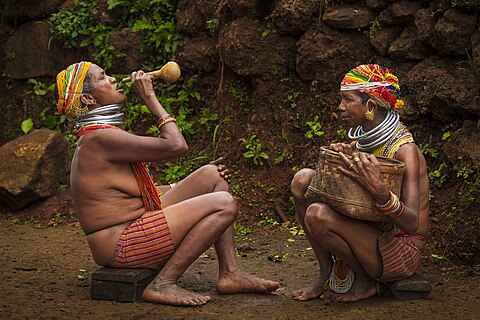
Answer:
(330, 143, 341, 152)
(133, 70, 145, 80)
(338, 165, 357, 178)
(352, 152, 366, 171)
(220, 168, 231, 176)
(331, 143, 348, 153)
(338, 151, 353, 168)
(217, 164, 227, 172)
(209, 157, 225, 166)
(367, 153, 379, 166)
(130, 71, 137, 81)
(221, 172, 232, 183)
(343, 142, 356, 155)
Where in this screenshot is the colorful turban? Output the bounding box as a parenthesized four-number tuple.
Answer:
(55, 61, 92, 119)
(340, 64, 404, 110)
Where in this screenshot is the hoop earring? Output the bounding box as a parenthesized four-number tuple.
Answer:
(365, 101, 375, 121)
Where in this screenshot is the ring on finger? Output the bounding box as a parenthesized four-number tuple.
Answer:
(349, 163, 354, 169)
(353, 156, 360, 162)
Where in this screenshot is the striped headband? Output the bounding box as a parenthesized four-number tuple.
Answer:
(340, 64, 404, 110)
(55, 61, 92, 118)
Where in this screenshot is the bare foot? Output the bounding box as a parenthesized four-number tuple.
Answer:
(143, 281, 211, 306)
(216, 271, 279, 294)
(292, 277, 326, 301)
(322, 278, 377, 303)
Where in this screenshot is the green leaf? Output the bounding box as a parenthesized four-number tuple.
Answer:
(140, 105, 150, 113)
(44, 115, 57, 129)
(244, 151, 255, 158)
(21, 118, 34, 134)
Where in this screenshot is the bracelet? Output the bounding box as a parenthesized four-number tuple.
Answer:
(375, 191, 397, 211)
(156, 114, 170, 127)
(388, 201, 405, 219)
(376, 192, 393, 209)
(158, 113, 170, 120)
(156, 115, 177, 129)
(376, 191, 402, 216)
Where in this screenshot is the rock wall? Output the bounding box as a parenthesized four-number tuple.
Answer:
(172, 0, 480, 165)
(2, 1, 479, 131)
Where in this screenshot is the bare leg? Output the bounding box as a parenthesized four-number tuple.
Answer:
(305, 203, 382, 303)
(160, 164, 230, 208)
(157, 165, 278, 298)
(291, 169, 333, 301)
(214, 225, 279, 294)
(143, 191, 236, 306)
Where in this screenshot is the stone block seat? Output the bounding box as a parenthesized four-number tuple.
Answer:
(91, 267, 158, 302)
(378, 273, 432, 299)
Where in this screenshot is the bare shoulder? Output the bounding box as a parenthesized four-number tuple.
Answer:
(395, 142, 428, 188)
(77, 128, 144, 159)
(395, 142, 421, 165)
(80, 127, 133, 146)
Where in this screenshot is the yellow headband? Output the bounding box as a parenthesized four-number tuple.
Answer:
(55, 61, 92, 119)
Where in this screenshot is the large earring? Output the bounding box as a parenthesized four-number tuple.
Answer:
(365, 101, 375, 121)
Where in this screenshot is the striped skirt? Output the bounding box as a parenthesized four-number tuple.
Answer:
(109, 210, 175, 269)
(377, 233, 422, 282)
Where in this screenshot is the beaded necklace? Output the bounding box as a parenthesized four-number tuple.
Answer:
(372, 123, 414, 158)
(328, 258, 355, 294)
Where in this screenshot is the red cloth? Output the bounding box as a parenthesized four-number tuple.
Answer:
(109, 210, 174, 269)
(377, 233, 422, 282)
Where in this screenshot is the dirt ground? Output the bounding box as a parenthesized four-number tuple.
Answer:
(1, 213, 479, 320)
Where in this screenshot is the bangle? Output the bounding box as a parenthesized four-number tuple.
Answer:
(156, 115, 177, 129)
(376, 191, 398, 212)
(158, 113, 170, 120)
(376, 191, 394, 209)
(376, 191, 402, 216)
(156, 114, 170, 126)
(388, 201, 405, 219)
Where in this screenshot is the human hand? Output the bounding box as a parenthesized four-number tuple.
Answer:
(131, 70, 156, 102)
(209, 157, 232, 183)
(330, 141, 356, 155)
(338, 152, 386, 196)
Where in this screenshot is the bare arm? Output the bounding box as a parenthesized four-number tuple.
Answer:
(84, 70, 188, 163)
(391, 144, 421, 234)
(338, 144, 421, 234)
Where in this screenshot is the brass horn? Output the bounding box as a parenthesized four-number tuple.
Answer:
(119, 61, 181, 85)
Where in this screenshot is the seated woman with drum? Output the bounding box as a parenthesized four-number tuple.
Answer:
(290, 64, 429, 302)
